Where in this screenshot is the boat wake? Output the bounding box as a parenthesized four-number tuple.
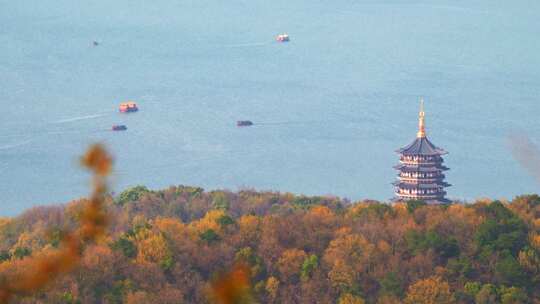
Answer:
(255, 120, 329, 126)
(221, 41, 272, 48)
(0, 139, 32, 151)
(52, 113, 110, 124)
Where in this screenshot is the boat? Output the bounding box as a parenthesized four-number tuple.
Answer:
(237, 120, 254, 127)
(276, 34, 290, 42)
(93, 41, 99, 46)
(119, 102, 138, 113)
(112, 125, 127, 131)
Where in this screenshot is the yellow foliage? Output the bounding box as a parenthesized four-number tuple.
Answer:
(238, 215, 259, 231)
(11, 232, 40, 253)
(392, 203, 408, 216)
(348, 203, 368, 217)
(238, 215, 260, 243)
(277, 249, 307, 281)
(338, 293, 365, 304)
(324, 234, 375, 267)
(131, 215, 148, 229)
(154, 217, 184, 237)
(518, 249, 540, 274)
(377, 296, 402, 304)
(404, 276, 455, 304)
(265, 276, 279, 300)
(325, 232, 376, 290)
(135, 232, 170, 264)
(0, 218, 11, 231)
(377, 240, 391, 255)
(64, 199, 86, 221)
(125, 291, 154, 304)
(309, 205, 334, 218)
(190, 210, 226, 235)
(328, 259, 356, 290)
(334, 227, 353, 238)
(447, 204, 483, 226)
(534, 218, 540, 230)
(530, 233, 540, 251)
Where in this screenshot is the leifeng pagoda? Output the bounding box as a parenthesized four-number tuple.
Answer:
(393, 99, 451, 204)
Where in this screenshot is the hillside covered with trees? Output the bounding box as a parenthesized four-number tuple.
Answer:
(1, 185, 539, 303)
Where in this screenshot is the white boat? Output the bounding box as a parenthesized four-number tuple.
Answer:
(276, 34, 290, 42)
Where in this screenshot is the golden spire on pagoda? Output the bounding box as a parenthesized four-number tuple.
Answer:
(417, 97, 426, 138)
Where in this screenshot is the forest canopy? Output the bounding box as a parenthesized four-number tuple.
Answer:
(1, 186, 539, 303)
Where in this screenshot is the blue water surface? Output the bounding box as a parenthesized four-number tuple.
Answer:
(1, 0, 539, 215)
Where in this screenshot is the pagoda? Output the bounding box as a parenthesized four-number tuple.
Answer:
(393, 99, 451, 204)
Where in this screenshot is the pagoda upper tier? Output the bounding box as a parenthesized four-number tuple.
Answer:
(394, 99, 451, 204)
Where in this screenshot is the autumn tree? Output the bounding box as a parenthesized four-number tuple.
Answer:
(404, 276, 455, 304)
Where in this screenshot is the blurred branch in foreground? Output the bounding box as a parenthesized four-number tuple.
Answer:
(507, 134, 540, 184)
(0, 144, 111, 303)
(210, 263, 255, 304)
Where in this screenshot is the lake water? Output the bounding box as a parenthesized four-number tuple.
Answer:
(1, 0, 539, 215)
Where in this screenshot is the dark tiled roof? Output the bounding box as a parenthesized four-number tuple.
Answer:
(397, 136, 447, 156)
(392, 197, 451, 204)
(394, 164, 450, 172)
(393, 181, 451, 188)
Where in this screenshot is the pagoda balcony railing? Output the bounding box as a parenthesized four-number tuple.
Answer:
(399, 160, 440, 166)
(398, 177, 444, 183)
(400, 156, 443, 162)
(395, 192, 446, 200)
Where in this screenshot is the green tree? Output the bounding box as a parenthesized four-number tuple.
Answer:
(447, 257, 473, 279)
(475, 201, 528, 256)
(111, 237, 137, 258)
(500, 287, 528, 304)
(116, 185, 150, 205)
(212, 192, 230, 210)
(217, 215, 235, 227)
(495, 254, 527, 286)
(405, 230, 459, 259)
(475, 284, 498, 304)
(0, 250, 11, 262)
(200, 229, 221, 243)
(60, 292, 81, 304)
(406, 199, 426, 213)
(379, 272, 404, 298)
(13, 247, 31, 259)
(463, 281, 481, 297)
(300, 254, 318, 280)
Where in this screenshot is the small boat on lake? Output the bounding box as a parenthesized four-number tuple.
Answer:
(276, 34, 290, 42)
(237, 120, 254, 127)
(112, 125, 127, 131)
(119, 102, 138, 113)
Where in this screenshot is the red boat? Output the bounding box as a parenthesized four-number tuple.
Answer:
(119, 102, 138, 113)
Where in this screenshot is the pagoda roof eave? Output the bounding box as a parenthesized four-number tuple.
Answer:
(392, 197, 451, 204)
(394, 164, 450, 172)
(393, 182, 451, 189)
(396, 136, 447, 156)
